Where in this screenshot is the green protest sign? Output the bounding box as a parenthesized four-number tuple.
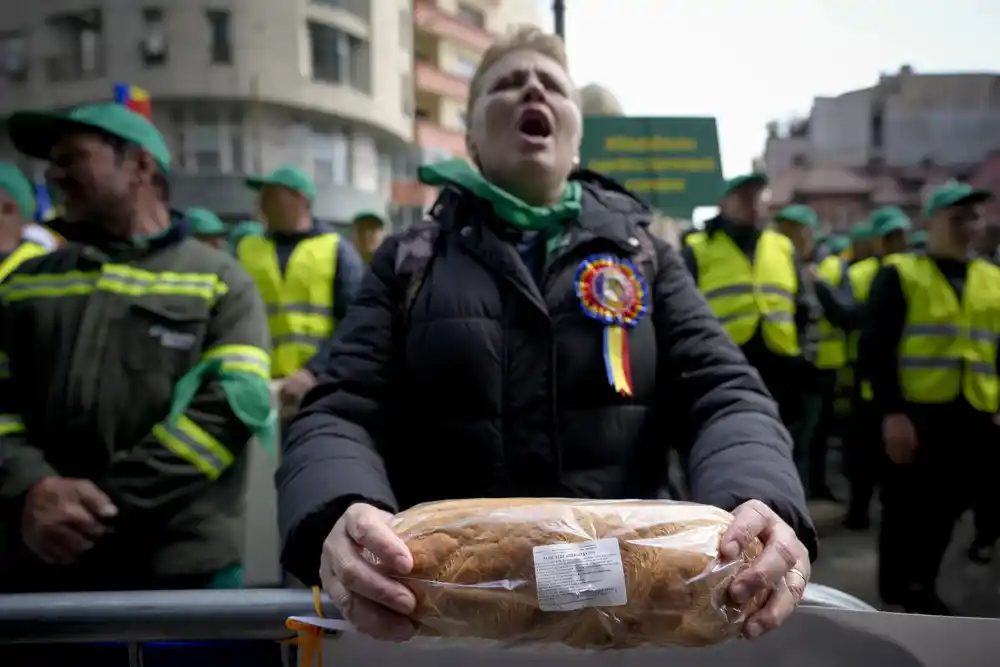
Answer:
(580, 117, 724, 218)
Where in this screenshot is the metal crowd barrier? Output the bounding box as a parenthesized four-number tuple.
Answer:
(0, 584, 873, 646)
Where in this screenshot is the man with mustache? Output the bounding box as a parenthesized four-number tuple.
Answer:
(0, 103, 272, 593)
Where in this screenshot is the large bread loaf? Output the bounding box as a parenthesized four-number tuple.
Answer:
(389, 498, 765, 649)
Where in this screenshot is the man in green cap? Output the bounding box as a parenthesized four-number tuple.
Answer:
(0, 103, 273, 593)
(0, 162, 51, 281)
(773, 205, 858, 499)
(350, 210, 387, 265)
(909, 229, 928, 252)
(848, 221, 874, 264)
(683, 175, 817, 429)
(842, 205, 912, 530)
(187, 207, 229, 251)
(228, 219, 264, 255)
(861, 182, 998, 613)
(237, 165, 365, 412)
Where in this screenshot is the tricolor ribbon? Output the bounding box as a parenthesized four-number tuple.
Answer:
(603, 325, 634, 396)
(576, 255, 648, 397)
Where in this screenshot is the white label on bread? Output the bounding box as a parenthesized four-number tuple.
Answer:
(532, 538, 628, 612)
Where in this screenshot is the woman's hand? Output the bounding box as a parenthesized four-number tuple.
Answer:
(720, 499, 811, 639)
(319, 502, 418, 641)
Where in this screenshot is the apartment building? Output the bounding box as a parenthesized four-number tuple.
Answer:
(761, 66, 1000, 230)
(390, 0, 541, 223)
(0, 0, 408, 225)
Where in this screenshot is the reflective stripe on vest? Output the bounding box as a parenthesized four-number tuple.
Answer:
(895, 254, 1000, 412)
(689, 230, 800, 355)
(0, 241, 47, 282)
(237, 233, 339, 378)
(814, 254, 847, 369)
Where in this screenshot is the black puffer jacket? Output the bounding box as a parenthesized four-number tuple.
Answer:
(278, 173, 815, 584)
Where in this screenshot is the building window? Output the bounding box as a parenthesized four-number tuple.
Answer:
(311, 130, 349, 186)
(352, 134, 378, 192)
(399, 9, 412, 50)
(311, 0, 371, 20)
(177, 107, 246, 175)
(378, 153, 392, 194)
(451, 54, 478, 80)
(45, 9, 105, 82)
(871, 106, 884, 150)
(206, 9, 232, 64)
(0, 32, 28, 84)
(401, 73, 414, 116)
(455, 4, 486, 29)
(191, 113, 223, 173)
(140, 8, 167, 67)
(307, 22, 370, 93)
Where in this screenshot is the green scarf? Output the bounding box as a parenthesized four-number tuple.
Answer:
(169, 359, 278, 458)
(418, 159, 582, 245)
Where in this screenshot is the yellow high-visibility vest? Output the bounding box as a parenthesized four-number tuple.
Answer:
(688, 230, 800, 356)
(237, 233, 339, 378)
(894, 254, 1000, 412)
(0, 241, 47, 282)
(815, 254, 848, 369)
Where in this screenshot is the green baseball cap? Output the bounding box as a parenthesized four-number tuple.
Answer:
(909, 229, 928, 249)
(826, 235, 850, 255)
(351, 210, 386, 226)
(0, 162, 35, 219)
(849, 221, 873, 241)
(8, 103, 171, 172)
(774, 204, 819, 229)
(186, 207, 227, 236)
(922, 181, 992, 218)
(245, 165, 315, 202)
(721, 173, 768, 197)
(869, 206, 911, 237)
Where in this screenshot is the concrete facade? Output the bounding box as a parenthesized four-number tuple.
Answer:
(0, 0, 414, 222)
(761, 66, 1000, 231)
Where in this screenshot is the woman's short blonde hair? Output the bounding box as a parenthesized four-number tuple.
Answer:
(466, 25, 571, 120)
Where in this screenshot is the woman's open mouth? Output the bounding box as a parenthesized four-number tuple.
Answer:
(517, 108, 553, 140)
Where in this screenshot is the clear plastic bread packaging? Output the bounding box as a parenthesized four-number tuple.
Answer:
(385, 498, 766, 650)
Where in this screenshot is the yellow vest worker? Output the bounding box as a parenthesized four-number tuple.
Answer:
(850, 208, 912, 399)
(815, 253, 848, 369)
(0, 162, 50, 281)
(238, 232, 339, 379)
(687, 228, 800, 355)
(894, 254, 1000, 411)
(240, 165, 365, 383)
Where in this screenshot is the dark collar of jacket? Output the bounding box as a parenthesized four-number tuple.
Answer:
(49, 209, 190, 261)
(268, 219, 334, 245)
(705, 214, 761, 237)
(428, 168, 652, 253)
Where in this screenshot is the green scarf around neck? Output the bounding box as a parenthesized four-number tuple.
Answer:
(418, 159, 582, 237)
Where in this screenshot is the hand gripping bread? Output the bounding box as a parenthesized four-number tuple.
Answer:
(388, 498, 765, 649)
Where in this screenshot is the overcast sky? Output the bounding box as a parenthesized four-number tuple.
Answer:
(536, 0, 1000, 178)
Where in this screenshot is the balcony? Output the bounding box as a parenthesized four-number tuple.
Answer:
(413, 1, 494, 52)
(416, 118, 467, 156)
(415, 59, 469, 100)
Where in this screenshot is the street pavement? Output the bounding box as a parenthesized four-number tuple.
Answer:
(808, 499, 1000, 617)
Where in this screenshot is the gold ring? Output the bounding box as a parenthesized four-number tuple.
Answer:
(787, 567, 808, 582)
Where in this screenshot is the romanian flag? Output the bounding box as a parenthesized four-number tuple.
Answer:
(113, 82, 152, 119)
(34, 183, 58, 223)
